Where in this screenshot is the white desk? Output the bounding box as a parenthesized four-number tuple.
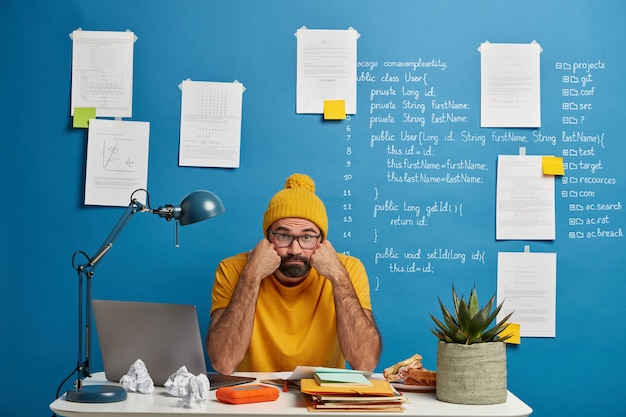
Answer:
(51, 372, 532, 417)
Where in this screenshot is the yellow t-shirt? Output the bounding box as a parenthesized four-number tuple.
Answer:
(210, 252, 373, 372)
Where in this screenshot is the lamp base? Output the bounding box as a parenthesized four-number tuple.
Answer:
(66, 385, 128, 403)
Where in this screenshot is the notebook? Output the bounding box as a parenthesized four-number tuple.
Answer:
(92, 299, 207, 386)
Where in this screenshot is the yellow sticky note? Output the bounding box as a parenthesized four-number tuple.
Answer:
(73, 107, 96, 128)
(323, 100, 346, 120)
(502, 323, 521, 344)
(542, 156, 564, 175)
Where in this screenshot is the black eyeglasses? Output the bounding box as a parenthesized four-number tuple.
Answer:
(269, 229, 321, 249)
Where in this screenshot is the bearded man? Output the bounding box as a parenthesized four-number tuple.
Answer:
(206, 173, 381, 374)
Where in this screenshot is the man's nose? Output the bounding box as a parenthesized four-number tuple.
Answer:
(286, 238, 303, 254)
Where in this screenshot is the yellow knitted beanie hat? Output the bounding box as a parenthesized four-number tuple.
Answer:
(263, 173, 328, 239)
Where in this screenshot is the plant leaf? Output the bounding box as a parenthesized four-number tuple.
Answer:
(430, 315, 458, 341)
(482, 311, 514, 341)
(456, 296, 471, 331)
(466, 311, 487, 340)
(439, 297, 459, 330)
(452, 285, 460, 315)
(480, 294, 496, 323)
(468, 287, 479, 318)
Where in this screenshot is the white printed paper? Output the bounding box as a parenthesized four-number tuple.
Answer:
(296, 27, 358, 114)
(479, 42, 542, 128)
(497, 251, 556, 337)
(70, 30, 135, 118)
(84, 119, 150, 207)
(179, 80, 244, 168)
(496, 155, 555, 240)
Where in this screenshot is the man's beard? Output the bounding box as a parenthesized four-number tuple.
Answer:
(278, 255, 311, 278)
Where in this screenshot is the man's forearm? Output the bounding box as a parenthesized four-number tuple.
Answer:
(332, 275, 382, 371)
(207, 278, 260, 374)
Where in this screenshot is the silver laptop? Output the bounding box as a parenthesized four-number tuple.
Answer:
(92, 299, 207, 386)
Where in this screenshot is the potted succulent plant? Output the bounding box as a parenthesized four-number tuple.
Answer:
(430, 285, 513, 405)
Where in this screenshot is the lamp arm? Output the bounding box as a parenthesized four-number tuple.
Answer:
(73, 198, 145, 382)
(84, 199, 146, 274)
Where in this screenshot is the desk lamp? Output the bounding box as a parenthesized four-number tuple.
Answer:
(63, 189, 225, 403)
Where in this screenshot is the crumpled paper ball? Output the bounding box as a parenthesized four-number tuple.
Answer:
(182, 374, 210, 408)
(120, 359, 154, 394)
(164, 366, 210, 408)
(164, 366, 195, 397)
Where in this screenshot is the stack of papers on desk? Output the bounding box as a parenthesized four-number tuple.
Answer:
(301, 378, 407, 412)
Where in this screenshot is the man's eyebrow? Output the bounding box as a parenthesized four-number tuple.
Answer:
(273, 225, 320, 234)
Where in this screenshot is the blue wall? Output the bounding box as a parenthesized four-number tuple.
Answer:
(1, 1, 625, 416)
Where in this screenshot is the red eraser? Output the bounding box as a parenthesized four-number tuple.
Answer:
(216, 384, 280, 404)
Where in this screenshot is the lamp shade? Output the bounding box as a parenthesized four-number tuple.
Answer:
(176, 190, 225, 226)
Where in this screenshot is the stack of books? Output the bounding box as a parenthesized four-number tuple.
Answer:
(300, 369, 407, 412)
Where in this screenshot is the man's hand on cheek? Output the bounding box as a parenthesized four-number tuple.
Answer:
(310, 240, 343, 279)
(245, 239, 281, 281)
